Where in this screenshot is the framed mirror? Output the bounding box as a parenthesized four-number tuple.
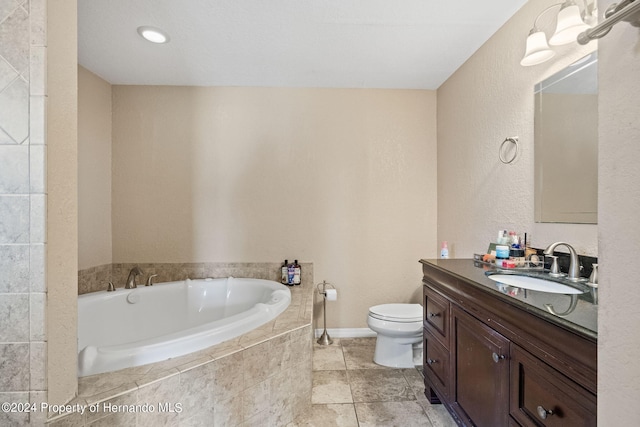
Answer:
(534, 52, 598, 224)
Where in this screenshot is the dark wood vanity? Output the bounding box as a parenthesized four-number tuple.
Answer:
(420, 259, 597, 427)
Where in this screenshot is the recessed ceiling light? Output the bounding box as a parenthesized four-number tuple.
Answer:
(137, 26, 170, 44)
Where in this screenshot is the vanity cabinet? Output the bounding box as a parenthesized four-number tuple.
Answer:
(453, 306, 510, 426)
(421, 259, 597, 427)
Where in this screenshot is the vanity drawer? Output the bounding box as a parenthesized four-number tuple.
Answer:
(424, 286, 450, 349)
(424, 329, 450, 400)
(510, 344, 596, 427)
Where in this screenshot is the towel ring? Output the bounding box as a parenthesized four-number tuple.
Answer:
(499, 137, 519, 164)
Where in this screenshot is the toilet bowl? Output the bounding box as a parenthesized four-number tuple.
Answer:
(367, 303, 423, 368)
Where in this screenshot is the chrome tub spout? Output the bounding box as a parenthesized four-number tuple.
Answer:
(125, 267, 143, 289)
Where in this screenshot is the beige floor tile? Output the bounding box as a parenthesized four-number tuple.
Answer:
(288, 337, 457, 426)
(355, 401, 433, 427)
(342, 345, 387, 370)
(312, 370, 353, 404)
(424, 405, 458, 427)
(415, 393, 458, 427)
(401, 368, 425, 394)
(287, 404, 359, 427)
(313, 344, 346, 371)
(339, 337, 376, 347)
(347, 369, 415, 403)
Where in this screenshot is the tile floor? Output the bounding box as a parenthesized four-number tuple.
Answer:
(287, 337, 457, 427)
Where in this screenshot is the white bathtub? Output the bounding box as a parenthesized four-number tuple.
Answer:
(77, 277, 291, 377)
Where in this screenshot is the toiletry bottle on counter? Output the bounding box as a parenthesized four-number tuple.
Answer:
(440, 241, 449, 259)
(495, 245, 510, 267)
(293, 260, 301, 285)
(509, 231, 519, 247)
(281, 260, 289, 285)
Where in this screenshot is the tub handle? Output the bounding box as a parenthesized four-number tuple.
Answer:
(146, 274, 158, 286)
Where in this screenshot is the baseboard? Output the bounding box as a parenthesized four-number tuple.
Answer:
(314, 328, 376, 338)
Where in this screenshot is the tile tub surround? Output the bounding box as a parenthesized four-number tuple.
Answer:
(77, 263, 112, 295)
(291, 338, 456, 427)
(51, 264, 314, 426)
(0, 0, 48, 425)
(78, 262, 312, 295)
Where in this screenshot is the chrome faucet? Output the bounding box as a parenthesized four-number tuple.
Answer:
(543, 242, 581, 281)
(125, 266, 143, 289)
(146, 274, 158, 286)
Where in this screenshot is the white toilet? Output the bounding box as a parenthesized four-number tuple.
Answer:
(367, 303, 423, 368)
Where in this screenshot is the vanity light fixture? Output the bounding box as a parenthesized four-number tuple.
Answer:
(520, 28, 556, 66)
(577, 0, 640, 44)
(549, 1, 592, 45)
(520, 0, 596, 66)
(137, 26, 170, 44)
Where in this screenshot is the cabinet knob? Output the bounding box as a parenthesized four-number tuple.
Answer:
(428, 312, 441, 318)
(426, 358, 438, 365)
(492, 352, 506, 363)
(536, 405, 554, 420)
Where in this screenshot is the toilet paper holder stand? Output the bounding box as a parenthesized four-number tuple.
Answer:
(316, 280, 336, 346)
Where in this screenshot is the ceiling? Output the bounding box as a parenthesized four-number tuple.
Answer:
(78, 0, 527, 90)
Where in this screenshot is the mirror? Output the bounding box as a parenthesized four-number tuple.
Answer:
(534, 52, 598, 224)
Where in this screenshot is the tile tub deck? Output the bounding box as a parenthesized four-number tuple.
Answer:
(49, 266, 314, 426)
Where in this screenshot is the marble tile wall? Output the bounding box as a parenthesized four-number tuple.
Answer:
(0, 0, 48, 426)
(79, 261, 313, 295)
(77, 263, 112, 294)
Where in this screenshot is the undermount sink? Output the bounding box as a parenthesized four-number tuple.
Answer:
(487, 274, 585, 294)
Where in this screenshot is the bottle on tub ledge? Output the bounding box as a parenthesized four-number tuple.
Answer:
(293, 260, 301, 285)
(281, 259, 289, 285)
(287, 261, 295, 286)
(281, 259, 302, 286)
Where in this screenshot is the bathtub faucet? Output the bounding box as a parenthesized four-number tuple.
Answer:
(125, 267, 143, 289)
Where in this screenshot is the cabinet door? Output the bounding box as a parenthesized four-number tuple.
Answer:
(453, 306, 510, 427)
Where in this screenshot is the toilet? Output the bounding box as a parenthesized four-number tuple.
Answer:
(367, 303, 423, 368)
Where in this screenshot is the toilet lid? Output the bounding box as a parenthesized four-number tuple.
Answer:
(369, 304, 422, 322)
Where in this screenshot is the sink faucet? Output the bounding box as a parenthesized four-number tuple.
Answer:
(543, 242, 581, 281)
(125, 266, 143, 289)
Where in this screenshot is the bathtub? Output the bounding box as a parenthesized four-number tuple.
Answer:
(77, 277, 291, 377)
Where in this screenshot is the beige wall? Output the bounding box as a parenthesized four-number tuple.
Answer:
(78, 66, 112, 270)
(436, 0, 640, 422)
(111, 86, 438, 328)
(47, 0, 78, 406)
(597, 0, 640, 421)
(436, 0, 597, 257)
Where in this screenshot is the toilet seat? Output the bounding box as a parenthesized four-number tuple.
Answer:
(368, 303, 422, 323)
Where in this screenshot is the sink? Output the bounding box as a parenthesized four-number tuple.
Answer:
(487, 274, 585, 294)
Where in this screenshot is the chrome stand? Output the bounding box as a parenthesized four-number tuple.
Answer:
(316, 281, 335, 345)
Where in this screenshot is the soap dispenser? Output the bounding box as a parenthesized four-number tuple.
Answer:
(440, 241, 449, 259)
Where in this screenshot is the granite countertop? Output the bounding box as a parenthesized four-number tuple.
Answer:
(420, 258, 598, 341)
